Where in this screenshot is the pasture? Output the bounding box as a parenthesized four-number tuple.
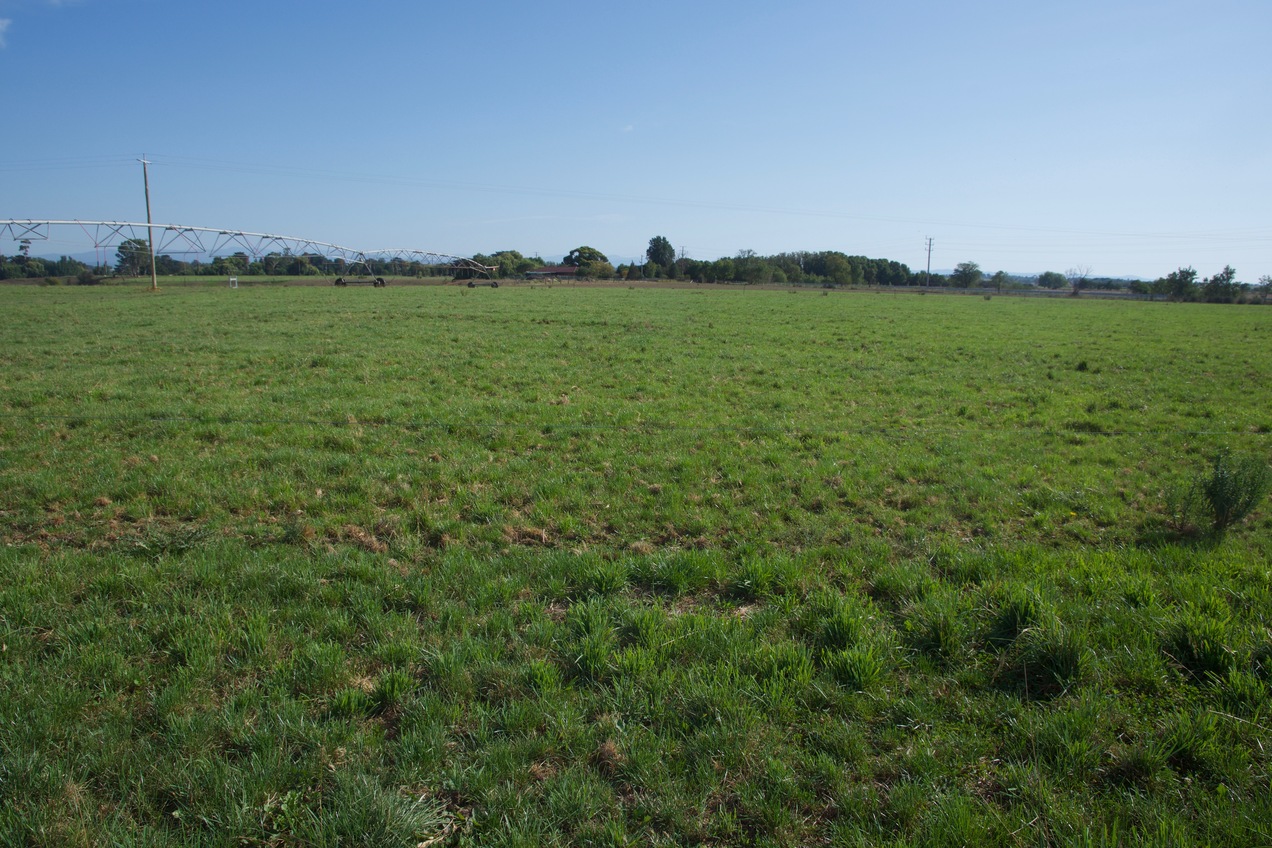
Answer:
(1, 283, 1269, 846)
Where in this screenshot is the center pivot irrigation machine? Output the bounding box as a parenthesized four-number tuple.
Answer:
(0, 220, 498, 287)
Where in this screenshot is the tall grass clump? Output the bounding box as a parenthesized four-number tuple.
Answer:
(1000, 621, 1089, 698)
(1163, 612, 1237, 682)
(987, 585, 1047, 649)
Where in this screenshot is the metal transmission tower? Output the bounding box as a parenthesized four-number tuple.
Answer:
(0, 220, 495, 281)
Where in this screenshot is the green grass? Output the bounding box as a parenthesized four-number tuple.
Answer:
(1, 284, 1270, 846)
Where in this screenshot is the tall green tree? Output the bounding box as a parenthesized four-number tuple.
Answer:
(115, 238, 152, 277)
(563, 246, 608, 267)
(950, 262, 982, 288)
(646, 236, 675, 269)
(1038, 271, 1067, 289)
(578, 259, 615, 279)
(1160, 267, 1198, 301)
(1201, 265, 1239, 302)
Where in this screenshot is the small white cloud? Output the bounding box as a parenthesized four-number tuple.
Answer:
(0, 20, 11, 48)
(621, 124, 634, 133)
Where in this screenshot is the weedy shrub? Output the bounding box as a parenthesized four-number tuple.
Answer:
(1199, 450, 1271, 532)
(1169, 449, 1271, 534)
(133, 522, 212, 558)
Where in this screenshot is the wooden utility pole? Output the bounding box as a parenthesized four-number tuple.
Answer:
(140, 157, 159, 291)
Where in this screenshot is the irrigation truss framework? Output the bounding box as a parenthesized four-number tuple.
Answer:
(0, 219, 496, 278)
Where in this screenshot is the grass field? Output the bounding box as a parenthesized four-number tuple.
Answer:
(1, 283, 1269, 846)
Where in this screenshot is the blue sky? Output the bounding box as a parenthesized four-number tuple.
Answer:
(2, 0, 1269, 279)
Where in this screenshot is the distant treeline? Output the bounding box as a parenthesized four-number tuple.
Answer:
(0, 238, 474, 283)
(0, 253, 97, 281)
(3, 237, 1269, 303)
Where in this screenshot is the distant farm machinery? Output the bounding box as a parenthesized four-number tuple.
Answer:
(334, 275, 388, 287)
(0, 220, 498, 288)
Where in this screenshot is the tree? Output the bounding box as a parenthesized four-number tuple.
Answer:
(646, 236, 675, 269)
(1257, 275, 1271, 304)
(155, 254, 183, 275)
(1201, 265, 1239, 303)
(709, 258, 733, 282)
(115, 238, 152, 277)
(473, 250, 540, 278)
(578, 260, 615, 279)
(287, 254, 316, 276)
(951, 262, 982, 288)
(990, 270, 1008, 292)
(734, 249, 772, 284)
(1038, 271, 1067, 289)
(49, 255, 89, 276)
(1066, 265, 1092, 297)
(822, 253, 853, 286)
(564, 246, 608, 267)
(211, 254, 247, 276)
(1160, 267, 1198, 302)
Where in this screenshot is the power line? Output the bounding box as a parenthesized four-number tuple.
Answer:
(101, 154, 1272, 243)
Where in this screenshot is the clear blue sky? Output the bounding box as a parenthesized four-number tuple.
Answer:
(2, 0, 1269, 279)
